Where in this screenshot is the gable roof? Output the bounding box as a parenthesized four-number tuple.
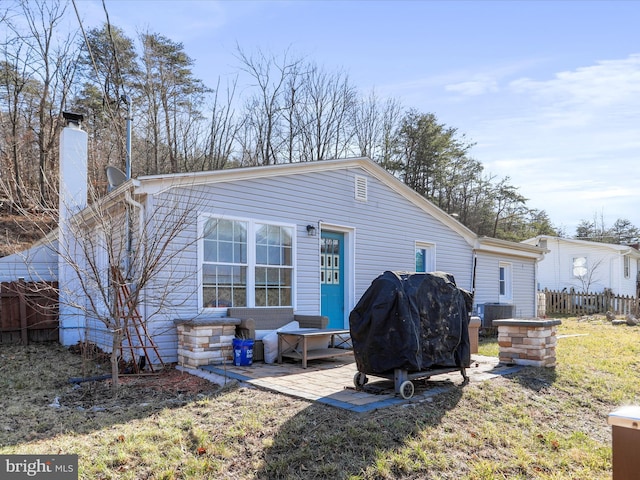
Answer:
(14, 157, 543, 261)
(133, 157, 544, 259)
(135, 157, 475, 239)
(523, 235, 640, 259)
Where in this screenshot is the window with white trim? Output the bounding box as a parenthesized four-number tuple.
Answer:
(623, 255, 630, 278)
(201, 216, 293, 309)
(203, 218, 248, 308)
(415, 242, 435, 273)
(572, 256, 587, 278)
(499, 262, 512, 303)
(255, 223, 293, 306)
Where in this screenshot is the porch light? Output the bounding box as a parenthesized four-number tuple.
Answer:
(306, 224, 317, 236)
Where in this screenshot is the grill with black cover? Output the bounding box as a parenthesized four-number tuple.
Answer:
(349, 271, 472, 397)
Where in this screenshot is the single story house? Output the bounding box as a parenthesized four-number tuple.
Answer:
(522, 235, 640, 296)
(0, 123, 545, 362)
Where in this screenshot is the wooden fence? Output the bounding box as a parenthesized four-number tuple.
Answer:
(543, 288, 639, 316)
(0, 280, 58, 344)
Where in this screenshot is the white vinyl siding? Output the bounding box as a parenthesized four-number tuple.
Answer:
(138, 165, 518, 361)
(0, 241, 58, 282)
(474, 253, 536, 318)
(157, 169, 473, 314)
(526, 236, 640, 297)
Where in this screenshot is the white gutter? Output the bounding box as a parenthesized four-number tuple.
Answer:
(124, 189, 146, 357)
(124, 190, 144, 247)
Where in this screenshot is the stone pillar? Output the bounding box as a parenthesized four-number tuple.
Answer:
(469, 316, 481, 354)
(493, 318, 562, 367)
(174, 318, 241, 369)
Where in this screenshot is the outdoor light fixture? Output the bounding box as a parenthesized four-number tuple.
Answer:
(306, 224, 317, 236)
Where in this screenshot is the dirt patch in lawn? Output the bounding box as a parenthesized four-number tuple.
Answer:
(0, 343, 228, 446)
(60, 368, 224, 410)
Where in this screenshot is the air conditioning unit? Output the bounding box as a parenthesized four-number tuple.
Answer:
(482, 303, 515, 328)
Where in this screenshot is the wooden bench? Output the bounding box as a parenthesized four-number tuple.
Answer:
(228, 307, 329, 362)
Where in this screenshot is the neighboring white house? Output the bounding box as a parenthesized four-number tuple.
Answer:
(0, 125, 545, 362)
(522, 235, 640, 297)
(0, 234, 58, 282)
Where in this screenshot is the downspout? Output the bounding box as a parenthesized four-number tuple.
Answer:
(534, 256, 539, 318)
(124, 189, 145, 359)
(615, 253, 619, 295)
(470, 249, 478, 312)
(125, 189, 144, 257)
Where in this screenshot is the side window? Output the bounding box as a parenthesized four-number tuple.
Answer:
(415, 242, 435, 273)
(499, 262, 512, 303)
(573, 256, 587, 278)
(623, 255, 630, 278)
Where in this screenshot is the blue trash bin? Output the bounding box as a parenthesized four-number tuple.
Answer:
(232, 338, 254, 366)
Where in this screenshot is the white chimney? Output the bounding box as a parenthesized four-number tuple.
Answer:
(58, 112, 88, 346)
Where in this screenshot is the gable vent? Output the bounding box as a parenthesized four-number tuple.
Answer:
(355, 175, 368, 201)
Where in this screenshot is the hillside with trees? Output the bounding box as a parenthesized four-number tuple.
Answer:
(0, 0, 567, 249)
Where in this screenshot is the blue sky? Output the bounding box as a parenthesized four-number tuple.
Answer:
(77, 0, 640, 235)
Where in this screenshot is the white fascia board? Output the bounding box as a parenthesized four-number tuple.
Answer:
(475, 236, 546, 260)
(525, 235, 640, 254)
(134, 157, 371, 195)
(75, 179, 141, 226)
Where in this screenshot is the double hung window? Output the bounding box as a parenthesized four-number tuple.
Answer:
(202, 217, 293, 309)
(623, 255, 630, 278)
(499, 262, 512, 303)
(572, 257, 587, 278)
(202, 219, 248, 308)
(255, 224, 293, 306)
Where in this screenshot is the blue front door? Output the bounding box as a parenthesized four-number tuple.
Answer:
(321, 231, 345, 328)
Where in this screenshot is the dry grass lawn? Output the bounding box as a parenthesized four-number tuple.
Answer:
(1, 316, 638, 479)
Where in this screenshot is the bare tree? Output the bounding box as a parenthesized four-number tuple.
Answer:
(572, 256, 604, 293)
(14, 0, 79, 207)
(296, 64, 357, 161)
(0, 44, 36, 209)
(13, 179, 206, 387)
(235, 47, 303, 166)
(139, 32, 207, 174)
(10, 116, 207, 387)
(353, 91, 403, 166)
(202, 76, 243, 170)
